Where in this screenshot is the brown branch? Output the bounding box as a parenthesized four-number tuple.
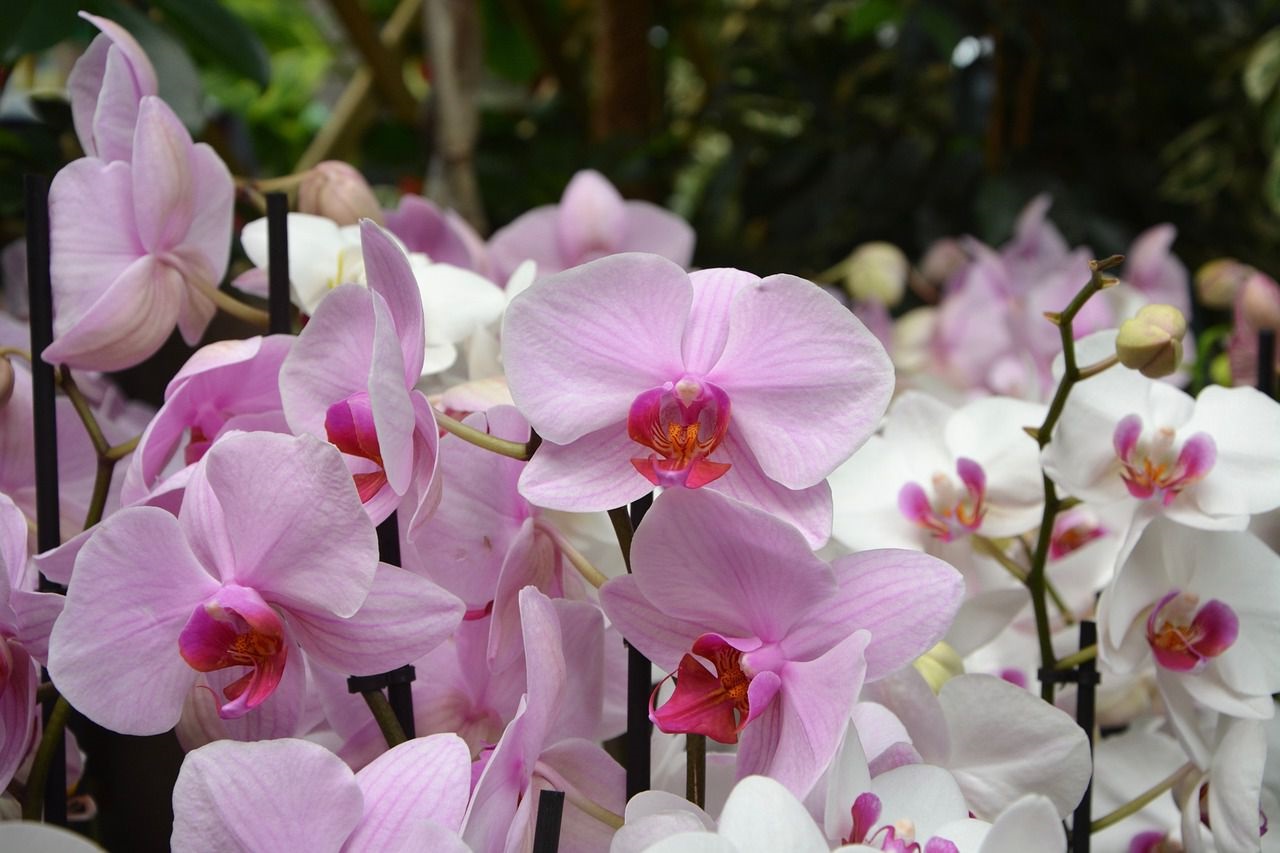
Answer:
(327, 0, 420, 125)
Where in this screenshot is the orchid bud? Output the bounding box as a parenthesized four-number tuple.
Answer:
(919, 237, 968, 287)
(1239, 271, 1280, 330)
(1116, 304, 1187, 379)
(1194, 258, 1253, 309)
(296, 161, 384, 226)
(843, 241, 907, 307)
(0, 357, 11, 407)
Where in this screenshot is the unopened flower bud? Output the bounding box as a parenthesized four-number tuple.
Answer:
(1239, 271, 1280, 330)
(296, 161, 384, 226)
(1116, 304, 1187, 378)
(843, 241, 907, 307)
(919, 237, 968, 287)
(1195, 258, 1253, 309)
(0, 357, 12, 407)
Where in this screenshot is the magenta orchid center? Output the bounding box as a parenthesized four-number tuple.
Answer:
(1113, 414, 1216, 506)
(178, 586, 288, 719)
(1144, 589, 1239, 673)
(648, 634, 779, 744)
(627, 377, 732, 489)
(898, 458, 987, 541)
(324, 391, 387, 502)
(1049, 508, 1107, 560)
(845, 792, 959, 853)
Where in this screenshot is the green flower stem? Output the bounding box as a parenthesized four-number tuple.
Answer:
(58, 368, 141, 530)
(537, 523, 608, 588)
(434, 410, 535, 461)
(686, 733, 706, 809)
(189, 277, 270, 329)
(1091, 762, 1194, 833)
(1029, 255, 1123, 701)
(971, 535, 1075, 625)
(361, 689, 408, 748)
(1054, 644, 1097, 670)
(22, 696, 70, 821)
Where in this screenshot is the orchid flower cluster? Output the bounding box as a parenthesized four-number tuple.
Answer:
(0, 12, 1278, 853)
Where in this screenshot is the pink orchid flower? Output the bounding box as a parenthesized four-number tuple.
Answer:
(601, 489, 963, 796)
(122, 335, 294, 504)
(503, 253, 894, 546)
(385, 193, 490, 276)
(45, 95, 232, 371)
(171, 735, 472, 852)
(279, 220, 441, 537)
(47, 431, 462, 735)
(463, 587, 624, 853)
(487, 170, 694, 282)
(67, 12, 157, 164)
(0, 493, 65, 792)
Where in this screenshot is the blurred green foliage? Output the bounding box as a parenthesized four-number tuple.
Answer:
(6, 0, 1280, 280)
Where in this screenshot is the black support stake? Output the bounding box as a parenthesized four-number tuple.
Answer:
(376, 513, 415, 738)
(531, 789, 565, 853)
(266, 192, 291, 335)
(625, 493, 654, 800)
(1072, 621, 1099, 853)
(24, 173, 67, 826)
(1258, 329, 1275, 400)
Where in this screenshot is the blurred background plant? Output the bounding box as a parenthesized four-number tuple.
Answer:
(5, 0, 1280, 278)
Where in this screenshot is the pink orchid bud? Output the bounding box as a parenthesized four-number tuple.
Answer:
(296, 161, 384, 226)
(1195, 257, 1253, 309)
(1115, 303, 1187, 378)
(1239, 270, 1280, 330)
(844, 241, 908, 307)
(919, 237, 968, 287)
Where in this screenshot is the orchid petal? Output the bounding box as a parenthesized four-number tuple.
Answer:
(502, 253, 689, 444)
(171, 739, 363, 853)
(707, 274, 893, 489)
(718, 775, 831, 853)
(48, 507, 219, 735)
(345, 734, 472, 850)
(180, 432, 378, 617)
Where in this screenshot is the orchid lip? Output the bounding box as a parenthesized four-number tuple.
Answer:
(898, 457, 987, 541)
(1145, 588, 1239, 673)
(1114, 414, 1216, 505)
(627, 377, 732, 489)
(178, 585, 288, 719)
(324, 391, 388, 502)
(649, 633, 771, 744)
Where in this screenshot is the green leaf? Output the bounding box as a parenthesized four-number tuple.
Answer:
(844, 0, 901, 40)
(150, 0, 270, 89)
(1244, 28, 1280, 104)
(0, 0, 83, 64)
(481, 0, 541, 83)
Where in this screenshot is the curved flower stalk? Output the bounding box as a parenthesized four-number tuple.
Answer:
(44, 96, 232, 371)
(171, 735, 472, 852)
(503, 253, 894, 546)
(601, 489, 962, 796)
(47, 431, 462, 735)
(67, 12, 157, 164)
(1097, 519, 1280, 765)
(279, 221, 442, 536)
(488, 170, 694, 282)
